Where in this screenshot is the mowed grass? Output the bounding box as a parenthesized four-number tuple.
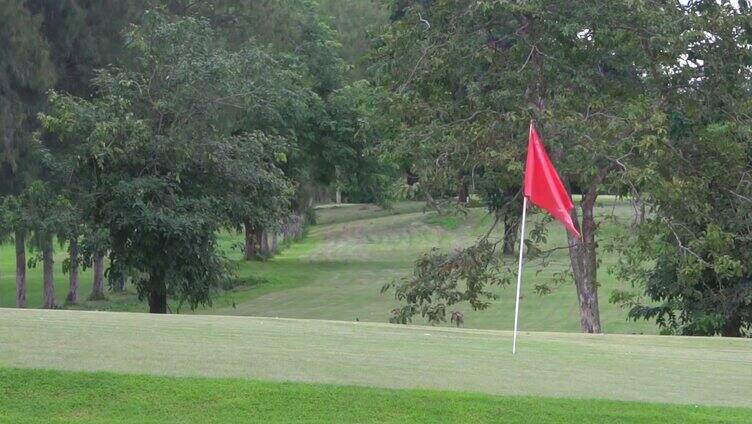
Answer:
(1, 309, 751, 408)
(204, 199, 656, 334)
(3, 368, 751, 424)
(0, 198, 651, 334)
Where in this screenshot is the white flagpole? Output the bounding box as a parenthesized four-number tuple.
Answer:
(512, 196, 528, 354)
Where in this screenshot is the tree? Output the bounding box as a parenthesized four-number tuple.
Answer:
(317, 0, 389, 80)
(375, 0, 673, 332)
(21, 181, 70, 309)
(26, 0, 147, 97)
(39, 11, 295, 313)
(1, 196, 31, 308)
(613, 0, 752, 337)
(0, 0, 54, 189)
(323, 81, 398, 206)
(1, 0, 55, 309)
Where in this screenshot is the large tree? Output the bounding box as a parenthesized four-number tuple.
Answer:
(0, 0, 55, 308)
(39, 12, 295, 313)
(613, 0, 752, 337)
(376, 0, 674, 332)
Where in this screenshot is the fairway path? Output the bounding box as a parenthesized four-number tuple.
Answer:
(208, 202, 656, 334)
(1, 308, 750, 408)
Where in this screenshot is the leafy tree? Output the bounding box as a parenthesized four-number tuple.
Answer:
(26, 0, 147, 97)
(22, 181, 71, 308)
(1, 195, 33, 307)
(0, 0, 54, 187)
(375, 0, 674, 332)
(39, 11, 294, 312)
(324, 81, 398, 206)
(613, 0, 752, 337)
(0, 0, 55, 308)
(166, 0, 354, 231)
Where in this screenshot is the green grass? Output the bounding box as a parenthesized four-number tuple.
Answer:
(202, 200, 655, 334)
(2, 309, 751, 408)
(0, 198, 653, 334)
(2, 367, 750, 424)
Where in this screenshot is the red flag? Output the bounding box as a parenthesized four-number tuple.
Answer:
(524, 122, 580, 237)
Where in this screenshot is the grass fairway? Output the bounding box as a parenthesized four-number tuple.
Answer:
(2, 368, 751, 424)
(1, 309, 750, 409)
(204, 200, 656, 334)
(0, 200, 656, 334)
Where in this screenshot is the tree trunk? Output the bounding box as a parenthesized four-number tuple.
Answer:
(66, 236, 80, 303)
(632, 199, 646, 227)
(458, 181, 469, 204)
(15, 230, 26, 308)
(243, 220, 256, 260)
(89, 252, 106, 301)
(502, 215, 518, 256)
(260, 229, 270, 256)
(335, 189, 342, 204)
(271, 231, 278, 252)
(422, 188, 444, 215)
(148, 285, 167, 314)
(115, 271, 127, 293)
(42, 237, 56, 309)
(721, 314, 742, 337)
(567, 193, 602, 333)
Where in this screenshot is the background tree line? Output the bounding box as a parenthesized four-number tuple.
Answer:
(1, 0, 749, 337)
(0, 0, 394, 312)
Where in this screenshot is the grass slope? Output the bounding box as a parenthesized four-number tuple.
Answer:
(2, 368, 751, 424)
(0, 199, 668, 334)
(1, 309, 750, 408)
(205, 200, 655, 334)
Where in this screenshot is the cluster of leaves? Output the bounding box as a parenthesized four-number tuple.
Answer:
(382, 238, 508, 324)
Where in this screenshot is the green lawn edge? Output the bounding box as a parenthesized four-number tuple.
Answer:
(1, 367, 750, 424)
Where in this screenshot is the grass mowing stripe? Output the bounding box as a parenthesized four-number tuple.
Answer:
(1, 309, 750, 408)
(1, 367, 751, 424)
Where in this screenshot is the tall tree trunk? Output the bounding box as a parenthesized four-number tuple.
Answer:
(567, 192, 602, 333)
(721, 314, 742, 337)
(89, 252, 106, 301)
(66, 236, 80, 303)
(148, 280, 167, 313)
(260, 229, 270, 256)
(15, 230, 26, 308)
(243, 220, 256, 260)
(502, 215, 518, 256)
(115, 271, 127, 293)
(633, 199, 646, 227)
(523, 12, 602, 333)
(271, 231, 278, 252)
(457, 181, 469, 204)
(42, 237, 56, 309)
(335, 189, 342, 204)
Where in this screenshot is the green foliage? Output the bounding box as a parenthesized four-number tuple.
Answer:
(382, 238, 507, 324)
(0, 0, 54, 195)
(317, 0, 389, 80)
(612, 1, 752, 337)
(374, 0, 675, 326)
(324, 81, 399, 206)
(38, 11, 295, 311)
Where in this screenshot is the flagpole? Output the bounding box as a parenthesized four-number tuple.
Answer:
(512, 196, 528, 355)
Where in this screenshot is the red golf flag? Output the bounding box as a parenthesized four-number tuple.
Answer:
(524, 122, 580, 237)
